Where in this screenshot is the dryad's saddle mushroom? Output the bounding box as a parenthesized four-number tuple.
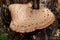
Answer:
(9, 3, 55, 33)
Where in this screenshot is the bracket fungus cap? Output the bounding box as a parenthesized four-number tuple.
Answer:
(9, 3, 55, 33)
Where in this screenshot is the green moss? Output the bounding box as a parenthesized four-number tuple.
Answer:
(0, 34, 9, 40)
(56, 35, 60, 40)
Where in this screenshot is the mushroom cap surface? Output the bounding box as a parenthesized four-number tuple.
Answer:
(9, 4, 55, 33)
